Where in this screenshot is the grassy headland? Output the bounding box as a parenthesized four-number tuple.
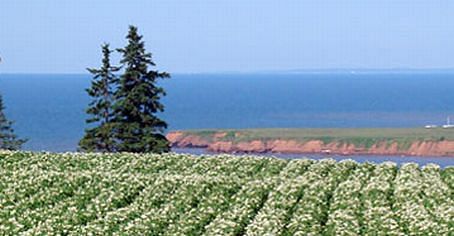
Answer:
(182, 128, 454, 147)
(168, 128, 454, 155)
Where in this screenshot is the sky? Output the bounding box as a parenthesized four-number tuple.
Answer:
(1, 0, 454, 73)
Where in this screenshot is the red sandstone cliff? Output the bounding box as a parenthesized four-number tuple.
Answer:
(167, 131, 454, 157)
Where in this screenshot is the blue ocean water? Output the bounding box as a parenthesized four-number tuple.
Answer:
(0, 73, 453, 154)
(174, 148, 454, 168)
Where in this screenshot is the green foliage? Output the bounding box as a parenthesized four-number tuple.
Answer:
(0, 95, 26, 150)
(222, 128, 454, 142)
(183, 128, 454, 146)
(80, 26, 170, 153)
(112, 25, 170, 153)
(222, 131, 236, 141)
(79, 44, 119, 152)
(189, 130, 217, 139)
(1, 151, 451, 235)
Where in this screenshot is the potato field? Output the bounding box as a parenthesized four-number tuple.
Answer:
(0, 152, 452, 235)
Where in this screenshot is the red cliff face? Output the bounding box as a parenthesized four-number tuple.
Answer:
(166, 131, 454, 157)
(166, 131, 210, 148)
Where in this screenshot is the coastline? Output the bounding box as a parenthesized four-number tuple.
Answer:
(166, 128, 454, 157)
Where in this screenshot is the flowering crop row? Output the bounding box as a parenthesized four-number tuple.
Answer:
(202, 179, 276, 236)
(441, 167, 454, 193)
(420, 164, 453, 234)
(284, 159, 356, 236)
(244, 159, 318, 235)
(324, 163, 373, 235)
(0, 151, 452, 235)
(80, 174, 222, 235)
(394, 163, 444, 234)
(361, 162, 400, 235)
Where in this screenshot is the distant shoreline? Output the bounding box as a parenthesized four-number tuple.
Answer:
(167, 128, 454, 157)
(4, 68, 454, 75)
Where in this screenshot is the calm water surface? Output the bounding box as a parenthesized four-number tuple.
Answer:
(0, 73, 453, 166)
(173, 148, 454, 168)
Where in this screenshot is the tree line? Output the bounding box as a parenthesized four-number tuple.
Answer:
(0, 25, 170, 153)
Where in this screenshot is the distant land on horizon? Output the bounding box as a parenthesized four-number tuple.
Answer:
(168, 128, 454, 157)
(1, 73, 453, 152)
(3, 68, 454, 76)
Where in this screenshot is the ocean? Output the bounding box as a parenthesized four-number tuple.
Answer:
(173, 148, 454, 168)
(0, 73, 453, 165)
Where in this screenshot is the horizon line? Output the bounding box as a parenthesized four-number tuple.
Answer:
(3, 68, 454, 75)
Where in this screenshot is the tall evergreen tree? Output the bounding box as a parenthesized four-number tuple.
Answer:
(79, 44, 119, 152)
(113, 25, 170, 153)
(0, 94, 26, 150)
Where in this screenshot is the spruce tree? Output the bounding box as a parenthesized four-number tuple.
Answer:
(113, 25, 170, 153)
(0, 94, 26, 150)
(79, 44, 119, 152)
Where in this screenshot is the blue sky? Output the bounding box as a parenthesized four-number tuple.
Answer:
(1, 0, 454, 73)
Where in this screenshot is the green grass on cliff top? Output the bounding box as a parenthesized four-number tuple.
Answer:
(180, 128, 454, 149)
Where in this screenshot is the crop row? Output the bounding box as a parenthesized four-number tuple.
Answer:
(0, 151, 452, 235)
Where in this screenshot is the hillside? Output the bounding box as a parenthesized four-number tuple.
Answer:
(0, 151, 452, 234)
(167, 128, 454, 156)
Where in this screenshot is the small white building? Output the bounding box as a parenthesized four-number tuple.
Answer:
(442, 117, 454, 129)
